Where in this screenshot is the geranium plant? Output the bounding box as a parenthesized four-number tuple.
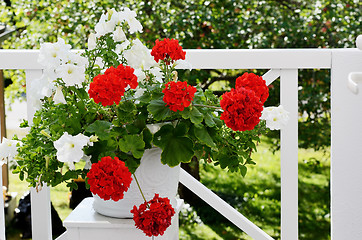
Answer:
(2, 6, 289, 238)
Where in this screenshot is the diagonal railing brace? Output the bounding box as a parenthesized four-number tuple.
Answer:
(179, 169, 274, 240)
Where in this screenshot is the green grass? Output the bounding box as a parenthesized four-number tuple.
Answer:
(5, 139, 330, 240)
(179, 144, 330, 240)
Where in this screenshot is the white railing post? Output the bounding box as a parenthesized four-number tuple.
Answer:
(0, 167, 5, 240)
(331, 49, 362, 240)
(280, 69, 299, 240)
(25, 69, 53, 240)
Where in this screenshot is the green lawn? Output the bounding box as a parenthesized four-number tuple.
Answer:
(5, 142, 330, 240)
(179, 144, 330, 240)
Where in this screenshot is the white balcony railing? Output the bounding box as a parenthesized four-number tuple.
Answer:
(0, 45, 362, 240)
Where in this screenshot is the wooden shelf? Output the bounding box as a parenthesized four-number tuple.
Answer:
(57, 197, 183, 240)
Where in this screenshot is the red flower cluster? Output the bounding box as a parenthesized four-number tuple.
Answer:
(86, 156, 132, 201)
(131, 194, 175, 237)
(88, 64, 138, 106)
(235, 72, 269, 104)
(151, 38, 186, 65)
(220, 87, 263, 131)
(162, 81, 197, 112)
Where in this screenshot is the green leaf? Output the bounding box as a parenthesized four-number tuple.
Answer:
(193, 125, 217, 148)
(153, 124, 174, 149)
(147, 99, 172, 121)
(85, 120, 112, 139)
(174, 122, 189, 136)
(153, 124, 194, 167)
(117, 101, 136, 123)
(161, 136, 194, 167)
(190, 107, 203, 124)
(138, 91, 151, 103)
(142, 128, 153, 149)
(180, 107, 191, 119)
(117, 152, 140, 174)
(118, 135, 145, 159)
(239, 165, 247, 177)
(204, 112, 216, 127)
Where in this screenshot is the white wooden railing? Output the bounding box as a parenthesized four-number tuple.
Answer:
(0, 44, 362, 240)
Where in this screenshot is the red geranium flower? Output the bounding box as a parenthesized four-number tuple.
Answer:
(86, 156, 132, 201)
(88, 64, 138, 106)
(235, 72, 269, 104)
(131, 194, 175, 237)
(151, 38, 186, 65)
(162, 81, 197, 112)
(220, 87, 263, 131)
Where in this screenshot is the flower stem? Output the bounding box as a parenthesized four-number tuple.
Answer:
(133, 174, 149, 206)
(192, 103, 222, 110)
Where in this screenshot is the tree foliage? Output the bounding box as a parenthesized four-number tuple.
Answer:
(1, 0, 361, 150)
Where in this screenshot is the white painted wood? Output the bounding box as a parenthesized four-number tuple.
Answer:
(55, 232, 68, 240)
(280, 69, 299, 240)
(356, 35, 362, 50)
(263, 69, 281, 86)
(331, 49, 362, 240)
(179, 169, 274, 240)
(348, 72, 362, 94)
(0, 49, 332, 70)
(60, 197, 182, 240)
(183, 49, 332, 69)
(25, 69, 52, 240)
(30, 185, 52, 240)
(0, 167, 5, 240)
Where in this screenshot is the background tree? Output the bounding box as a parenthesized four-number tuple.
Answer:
(1, 0, 360, 150)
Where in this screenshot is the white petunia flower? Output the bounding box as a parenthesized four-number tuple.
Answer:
(121, 7, 143, 33)
(124, 39, 156, 70)
(0, 137, 21, 166)
(54, 132, 92, 168)
(260, 105, 289, 130)
(134, 68, 146, 83)
(81, 154, 92, 170)
(95, 9, 121, 37)
(134, 87, 146, 99)
(94, 57, 105, 69)
(28, 71, 56, 109)
(56, 63, 85, 86)
(94, 14, 108, 37)
(113, 26, 126, 42)
(38, 38, 71, 68)
(53, 86, 67, 104)
(65, 51, 88, 67)
(88, 33, 97, 50)
(149, 67, 164, 83)
(115, 40, 130, 55)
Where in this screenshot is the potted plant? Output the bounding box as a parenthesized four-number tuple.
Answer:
(1, 7, 289, 238)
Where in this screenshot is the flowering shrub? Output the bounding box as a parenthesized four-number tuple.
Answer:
(3, 6, 290, 238)
(131, 194, 175, 237)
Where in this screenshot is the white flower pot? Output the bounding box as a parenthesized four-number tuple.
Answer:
(92, 147, 180, 218)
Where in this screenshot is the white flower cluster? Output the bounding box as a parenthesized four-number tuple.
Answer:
(31, 38, 88, 109)
(0, 137, 21, 166)
(260, 105, 289, 130)
(88, 7, 191, 87)
(53, 132, 94, 170)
